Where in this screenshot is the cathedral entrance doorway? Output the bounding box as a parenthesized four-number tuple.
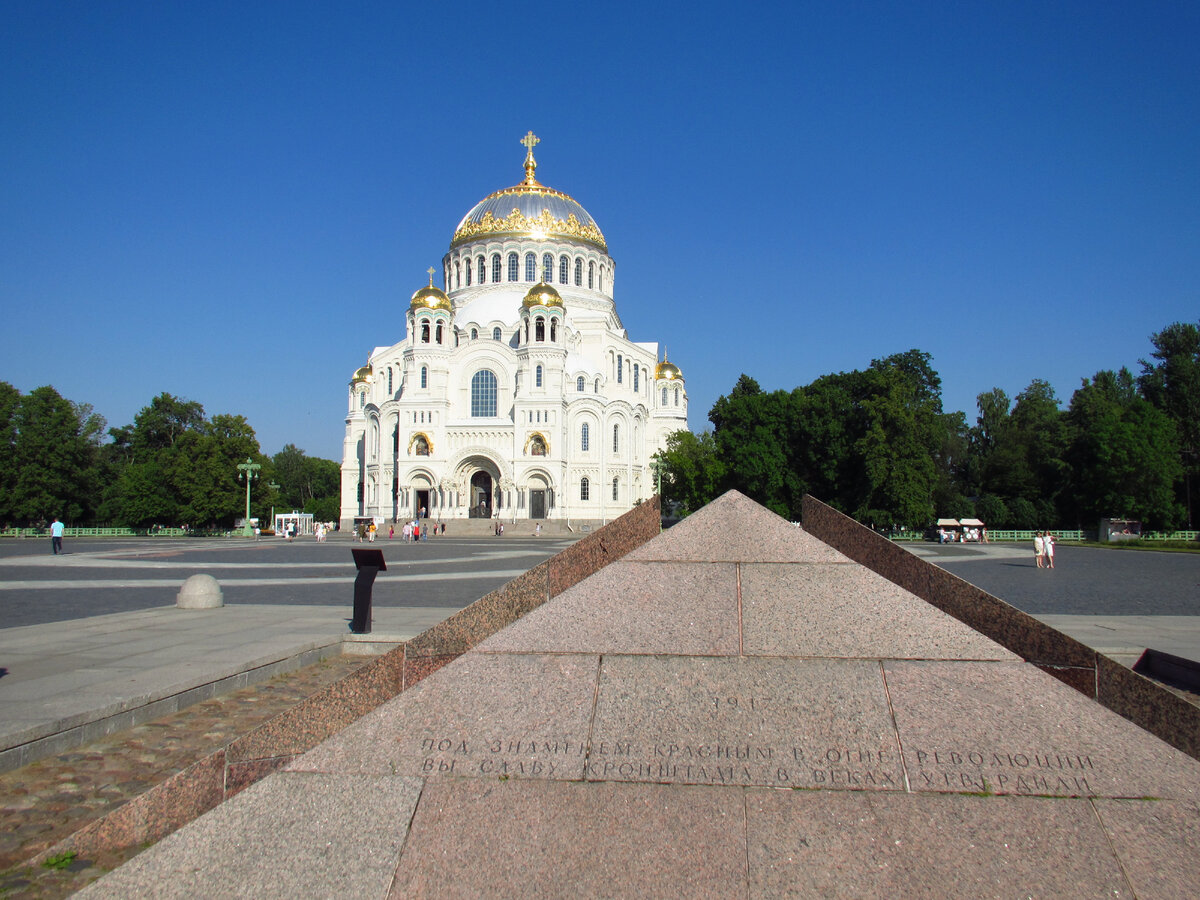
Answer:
(530, 490, 546, 519)
(415, 490, 430, 520)
(470, 472, 493, 518)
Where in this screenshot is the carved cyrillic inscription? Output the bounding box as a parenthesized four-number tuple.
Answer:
(910, 747, 1101, 795)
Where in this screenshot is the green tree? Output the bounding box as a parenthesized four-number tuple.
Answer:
(1066, 368, 1182, 529)
(709, 375, 798, 518)
(272, 444, 342, 512)
(9, 386, 104, 524)
(0, 381, 20, 523)
(102, 396, 264, 528)
(1139, 320, 1200, 526)
(653, 429, 725, 515)
(967, 380, 1067, 521)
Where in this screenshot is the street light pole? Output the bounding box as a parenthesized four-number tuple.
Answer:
(268, 481, 280, 534)
(237, 458, 261, 537)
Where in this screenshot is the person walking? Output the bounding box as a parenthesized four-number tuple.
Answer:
(50, 517, 64, 555)
(1043, 532, 1055, 569)
(1033, 532, 1044, 569)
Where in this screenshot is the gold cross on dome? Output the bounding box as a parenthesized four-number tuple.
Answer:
(426, 266, 435, 286)
(521, 131, 540, 185)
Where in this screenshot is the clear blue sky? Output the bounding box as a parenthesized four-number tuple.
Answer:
(3, 1, 1197, 462)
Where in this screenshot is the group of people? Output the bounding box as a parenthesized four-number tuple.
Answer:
(1033, 531, 1056, 569)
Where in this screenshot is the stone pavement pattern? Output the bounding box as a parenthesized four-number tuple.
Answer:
(80, 493, 1200, 897)
(0, 655, 368, 899)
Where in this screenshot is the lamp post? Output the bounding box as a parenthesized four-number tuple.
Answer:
(268, 482, 280, 534)
(650, 456, 663, 497)
(237, 458, 261, 537)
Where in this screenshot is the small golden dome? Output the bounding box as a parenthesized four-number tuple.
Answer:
(410, 284, 451, 311)
(351, 363, 373, 385)
(410, 268, 451, 311)
(522, 282, 564, 309)
(655, 356, 682, 381)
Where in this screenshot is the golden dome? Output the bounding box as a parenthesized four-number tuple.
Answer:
(351, 363, 373, 385)
(655, 355, 682, 381)
(410, 284, 451, 311)
(522, 282, 564, 309)
(450, 132, 607, 252)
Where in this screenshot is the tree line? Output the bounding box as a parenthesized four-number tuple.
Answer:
(656, 321, 1199, 532)
(0, 387, 341, 529)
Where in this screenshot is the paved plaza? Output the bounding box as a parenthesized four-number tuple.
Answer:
(909, 541, 1200, 665)
(0, 533, 575, 627)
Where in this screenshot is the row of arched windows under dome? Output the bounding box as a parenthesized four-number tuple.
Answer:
(365, 361, 680, 414)
(448, 252, 608, 292)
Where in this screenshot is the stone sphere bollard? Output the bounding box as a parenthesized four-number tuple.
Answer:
(176, 574, 224, 609)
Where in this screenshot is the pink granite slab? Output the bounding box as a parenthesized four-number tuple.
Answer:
(1094, 798, 1200, 898)
(587, 655, 902, 789)
(747, 789, 1130, 897)
(478, 561, 740, 655)
(885, 660, 1200, 800)
(289, 652, 599, 781)
(389, 779, 746, 899)
(76, 772, 423, 900)
(627, 490, 851, 563)
(741, 562, 1018, 660)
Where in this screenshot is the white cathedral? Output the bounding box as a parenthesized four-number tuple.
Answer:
(340, 133, 687, 529)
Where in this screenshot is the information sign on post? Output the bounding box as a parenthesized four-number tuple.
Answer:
(350, 548, 387, 634)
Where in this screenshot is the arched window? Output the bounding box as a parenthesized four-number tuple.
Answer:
(580, 477, 590, 501)
(359, 391, 365, 409)
(550, 318, 557, 342)
(613, 423, 620, 453)
(421, 321, 430, 343)
(435, 323, 443, 344)
(675, 387, 681, 406)
(507, 252, 519, 282)
(633, 366, 639, 393)
(595, 379, 600, 393)
(535, 317, 545, 342)
(387, 369, 393, 394)
(471, 370, 497, 417)
(574, 258, 582, 286)
(478, 255, 486, 284)
(420, 366, 427, 389)
(542, 253, 553, 282)
(535, 364, 543, 387)
(493, 326, 502, 341)
(581, 422, 590, 451)
(662, 386, 668, 405)
(470, 328, 478, 340)
(559, 255, 569, 283)
(577, 376, 585, 392)
(454, 262, 460, 289)
(588, 262, 594, 289)
(617, 354, 623, 383)
(612, 477, 619, 501)
(524, 319, 529, 343)
(525, 252, 537, 282)
(492, 253, 502, 283)
(599, 266, 604, 293)
(465, 259, 472, 286)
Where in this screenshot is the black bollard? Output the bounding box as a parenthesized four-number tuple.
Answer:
(350, 548, 387, 634)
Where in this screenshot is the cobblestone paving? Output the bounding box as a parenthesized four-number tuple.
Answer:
(0, 654, 369, 899)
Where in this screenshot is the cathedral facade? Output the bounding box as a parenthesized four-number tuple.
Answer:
(340, 134, 687, 528)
